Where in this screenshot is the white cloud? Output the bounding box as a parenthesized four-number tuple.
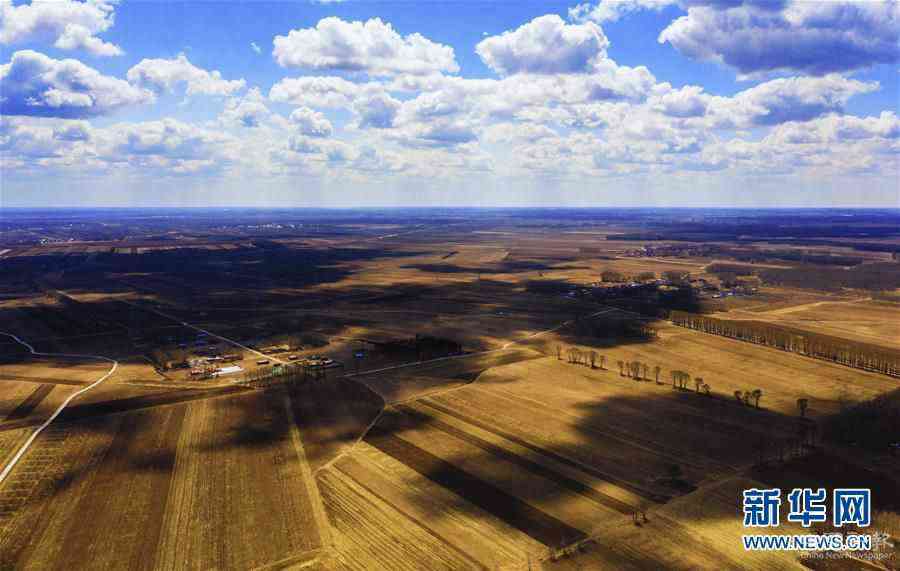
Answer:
(650, 85, 709, 117)
(0, 0, 122, 56)
(250, 41, 261, 54)
(354, 92, 401, 129)
(53, 120, 92, 141)
(127, 54, 245, 96)
(289, 107, 333, 137)
(220, 88, 270, 127)
(107, 118, 234, 161)
(269, 76, 361, 108)
(658, 1, 900, 76)
(0, 50, 152, 118)
(769, 112, 900, 145)
(483, 122, 557, 144)
(273, 17, 458, 76)
(476, 15, 609, 75)
(570, 0, 673, 23)
(708, 75, 878, 127)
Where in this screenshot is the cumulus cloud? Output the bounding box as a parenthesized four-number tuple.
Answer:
(570, 0, 673, 23)
(476, 15, 609, 75)
(269, 76, 361, 108)
(273, 17, 458, 76)
(354, 92, 402, 129)
(220, 88, 270, 127)
(0, 0, 122, 56)
(127, 54, 246, 96)
(658, 0, 900, 76)
(250, 41, 261, 54)
(651, 85, 709, 117)
(53, 120, 92, 141)
(0, 118, 65, 158)
(0, 50, 152, 118)
(110, 118, 233, 161)
(289, 107, 333, 137)
(769, 112, 900, 145)
(710, 75, 878, 126)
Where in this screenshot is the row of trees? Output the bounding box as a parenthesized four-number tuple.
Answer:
(560, 346, 606, 369)
(599, 269, 691, 284)
(671, 311, 900, 377)
(560, 347, 719, 398)
(600, 270, 660, 283)
(558, 346, 807, 415)
(734, 389, 763, 408)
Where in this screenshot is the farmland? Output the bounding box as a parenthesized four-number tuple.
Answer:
(0, 208, 898, 569)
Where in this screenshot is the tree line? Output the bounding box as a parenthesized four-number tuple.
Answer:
(671, 311, 900, 377)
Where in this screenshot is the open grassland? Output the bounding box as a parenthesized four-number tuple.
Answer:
(0, 388, 327, 570)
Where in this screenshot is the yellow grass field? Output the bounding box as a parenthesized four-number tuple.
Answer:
(730, 298, 900, 350)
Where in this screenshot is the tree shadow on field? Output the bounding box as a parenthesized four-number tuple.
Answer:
(344, 344, 900, 566)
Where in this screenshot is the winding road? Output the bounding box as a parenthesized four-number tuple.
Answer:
(0, 333, 118, 484)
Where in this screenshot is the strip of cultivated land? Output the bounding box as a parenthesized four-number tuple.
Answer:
(0, 389, 327, 570)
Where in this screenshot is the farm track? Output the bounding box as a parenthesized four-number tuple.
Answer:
(0, 332, 118, 485)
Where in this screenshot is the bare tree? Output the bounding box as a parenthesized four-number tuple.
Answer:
(743, 391, 752, 406)
(751, 389, 762, 409)
(694, 377, 703, 393)
(701, 383, 711, 396)
(796, 398, 809, 418)
(589, 350, 598, 369)
(734, 390, 744, 404)
(630, 361, 641, 380)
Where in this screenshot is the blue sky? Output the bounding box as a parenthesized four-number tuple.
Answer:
(1, 0, 898, 207)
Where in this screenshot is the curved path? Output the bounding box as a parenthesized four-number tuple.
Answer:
(0, 332, 118, 484)
(346, 307, 619, 378)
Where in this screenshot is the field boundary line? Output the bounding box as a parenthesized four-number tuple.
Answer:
(118, 298, 289, 366)
(0, 332, 118, 484)
(282, 393, 334, 551)
(315, 406, 385, 476)
(322, 309, 618, 474)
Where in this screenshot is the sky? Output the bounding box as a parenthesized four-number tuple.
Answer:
(1, 0, 898, 208)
